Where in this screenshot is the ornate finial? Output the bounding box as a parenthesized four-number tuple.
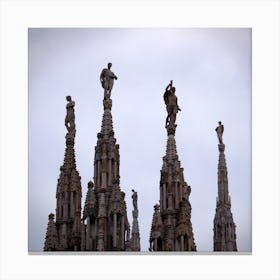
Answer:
(163, 80, 181, 135)
(100, 62, 118, 100)
(48, 213, 55, 220)
(65, 95, 76, 139)
(215, 121, 224, 145)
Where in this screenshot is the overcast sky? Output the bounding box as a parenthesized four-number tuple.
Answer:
(28, 28, 251, 252)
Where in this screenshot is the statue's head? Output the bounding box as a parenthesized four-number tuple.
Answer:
(218, 121, 222, 125)
(66, 95, 72, 101)
(88, 181, 94, 188)
(108, 62, 112, 69)
(171, 86, 176, 93)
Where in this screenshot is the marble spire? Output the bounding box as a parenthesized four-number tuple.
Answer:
(213, 122, 237, 251)
(81, 63, 133, 251)
(131, 189, 141, 251)
(149, 81, 196, 251)
(44, 96, 82, 251)
(44, 213, 60, 251)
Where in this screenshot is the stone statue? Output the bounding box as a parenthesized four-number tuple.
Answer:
(215, 121, 224, 144)
(163, 80, 181, 129)
(100, 62, 118, 100)
(131, 189, 138, 210)
(65, 95, 76, 137)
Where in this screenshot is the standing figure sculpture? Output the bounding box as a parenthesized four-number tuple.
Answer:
(215, 121, 224, 144)
(100, 62, 118, 100)
(65, 95, 76, 137)
(131, 189, 138, 211)
(163, 80, 181, 129)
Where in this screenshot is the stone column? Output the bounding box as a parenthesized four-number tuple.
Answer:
(168, 193, 173, 210)
(180, 235, 184, 251)
(113, 213, 117, 247)
(121, 216, 125, 249)
(97, 161, 101, 187)
(86, 217, 90, 250)
(163, 184, 166, 210)
(175, 182, 178, 209)
(108, 160, 112, 186)
(154, 238, 158, 251)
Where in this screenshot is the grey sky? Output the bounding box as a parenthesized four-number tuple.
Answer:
(28, 28, 251, 252)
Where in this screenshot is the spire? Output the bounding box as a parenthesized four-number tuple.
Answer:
(82, 63, 134, 251)
(44, 213, 60, 251)
(217, 144, 230, 205)
(83, 181, 97, 219)
(149, 81, 196, 251)
(54, 96, 82, 250)
(149, 204, 163, 251)
(213, 122, 237, 251)
(131, 189, 141, 251)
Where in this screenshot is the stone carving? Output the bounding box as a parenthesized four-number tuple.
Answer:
(65, 95, 76, 138)
(100, 62, 118, 100)
(163, 80, 181, 132)
(215, 121, 224, 144)
(131, 189, 138, 211)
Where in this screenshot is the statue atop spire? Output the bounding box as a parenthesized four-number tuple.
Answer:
(131, 189, 140, 251)
(100, 62, 118, 100)
(44, 96, 82, 251)
(149, 84, 196, 251)
(163, 80, 181, 135)
(213, 122, 237, 251)
(65, 95, 76, 138)
(131, 189, 138, 212)
(215, 121, 224, 145)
